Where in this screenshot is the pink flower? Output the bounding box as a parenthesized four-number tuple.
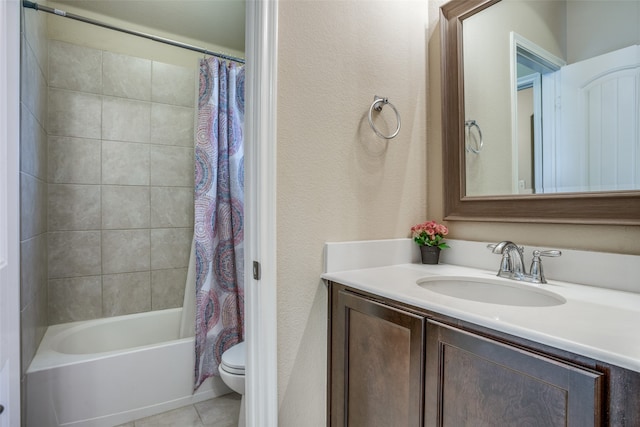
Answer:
(410, 220, 450, 249)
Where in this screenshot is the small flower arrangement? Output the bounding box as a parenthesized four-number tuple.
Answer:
(410, 220, 450, 249)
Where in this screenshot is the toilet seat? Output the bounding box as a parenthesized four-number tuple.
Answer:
(221, 341, 245, 375)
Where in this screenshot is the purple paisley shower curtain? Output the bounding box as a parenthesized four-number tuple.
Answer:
(194, 57, 245, 389)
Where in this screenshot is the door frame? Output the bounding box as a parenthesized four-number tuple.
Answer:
(244, 1, 278, 426)
(1, 1, 280, 425)
(0, 0, 22, 426)
(509, 32, 564, 194)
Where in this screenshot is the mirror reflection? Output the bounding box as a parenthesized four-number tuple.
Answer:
(463, 0, 640, 196)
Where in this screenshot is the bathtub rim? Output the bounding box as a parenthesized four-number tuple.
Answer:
(27, 307, 196, 373)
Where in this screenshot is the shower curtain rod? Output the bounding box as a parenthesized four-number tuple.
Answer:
(22, 0, 245, 64)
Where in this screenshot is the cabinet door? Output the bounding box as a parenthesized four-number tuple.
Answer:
(425, 320, 603, 427)
(330, 289, 425, 427)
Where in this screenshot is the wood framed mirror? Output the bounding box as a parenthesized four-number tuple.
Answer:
(440, 0, 640, 224)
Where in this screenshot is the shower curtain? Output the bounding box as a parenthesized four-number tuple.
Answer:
(194, 57, 245, 389)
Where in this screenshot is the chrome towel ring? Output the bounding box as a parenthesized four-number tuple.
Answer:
(368, 95, 401, 139)
(465, 119, 483, 153)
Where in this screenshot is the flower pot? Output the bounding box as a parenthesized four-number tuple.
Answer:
(420, 245, 441, 265)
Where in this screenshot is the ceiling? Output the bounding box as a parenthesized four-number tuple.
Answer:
(51, 0, 246, 53)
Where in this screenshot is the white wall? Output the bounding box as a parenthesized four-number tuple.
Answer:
(276, 1, 428, 424)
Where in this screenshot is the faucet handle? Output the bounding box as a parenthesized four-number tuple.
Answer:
(529, 249, 562, 284)
(487, 242, 524, 254)
(537, 249, 562, 258)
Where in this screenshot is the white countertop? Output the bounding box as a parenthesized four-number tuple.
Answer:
(322, 240, 640, 373)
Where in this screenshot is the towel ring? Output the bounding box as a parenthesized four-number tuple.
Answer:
(465, 119, 483, 153)
(368, 95, 401, 139)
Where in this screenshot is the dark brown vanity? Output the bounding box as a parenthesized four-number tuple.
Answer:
(327, 281, 640, 427)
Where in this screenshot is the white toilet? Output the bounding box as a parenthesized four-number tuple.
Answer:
(219, 341, 246, 427)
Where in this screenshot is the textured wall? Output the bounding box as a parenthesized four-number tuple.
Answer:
(276, 2, 640, 425)
(46, 40, 196, 324)
(276, 1, 428, 425)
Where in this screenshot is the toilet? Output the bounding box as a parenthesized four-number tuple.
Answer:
(219, 341, 246, 427)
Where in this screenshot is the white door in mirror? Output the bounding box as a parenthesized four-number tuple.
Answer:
(556, 45, 640, 193)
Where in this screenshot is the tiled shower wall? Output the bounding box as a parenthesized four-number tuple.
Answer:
(47, 40, 196, 324)
(20, 5, 49, 389)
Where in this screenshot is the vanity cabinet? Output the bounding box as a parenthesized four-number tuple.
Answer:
(425, 320, 602, 427)
(329, 287, 425, 427)
(328, 282, 639, 427)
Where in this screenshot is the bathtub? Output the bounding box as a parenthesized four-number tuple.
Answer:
(26, 308, 230, 427)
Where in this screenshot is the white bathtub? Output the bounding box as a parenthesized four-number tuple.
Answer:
(26, 308, 230, 427)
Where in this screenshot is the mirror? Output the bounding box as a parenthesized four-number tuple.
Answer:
(463, 0, 639, 196)
(440, 0, 640, 224)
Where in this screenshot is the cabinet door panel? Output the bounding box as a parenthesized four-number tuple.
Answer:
(425, 321, 603, 427)
(330, 289, 425, 427)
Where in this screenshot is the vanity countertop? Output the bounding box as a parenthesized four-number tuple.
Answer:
(322, 262, 640, 374)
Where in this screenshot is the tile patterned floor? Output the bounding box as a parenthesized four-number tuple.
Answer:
(114, 392, 241, 427)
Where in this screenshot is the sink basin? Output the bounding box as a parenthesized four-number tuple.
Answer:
(416, 276, 566, 307)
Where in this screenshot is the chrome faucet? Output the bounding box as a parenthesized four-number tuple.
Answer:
(488, 241, 526, 280)
(487, 241, 561, 284)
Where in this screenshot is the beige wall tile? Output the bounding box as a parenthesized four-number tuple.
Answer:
(21, 40, 48, 126)
(21, 301, 37, 375)
(151, 228, 192, 269)
(102, 97, 151, 143)
(151, 62, 196, 107)
(150, 145, 194, 186)
(48, 88, 101, 138)
(48, 184, 101, 231)
(48, 136, 101, 184)
(20, 233, 49, 374)
(20, 7, 49, 386)
(151, 268, 187, 310)
(48, 231, 101, 279)
(150, 104, 195, 146)
(48, 276, 102, 324)
(20, 104, 47, 181)
(20, 234, 47, 311)
(49, 40, 102, 94)
(102, 229, 151, 274)
(23, 8, 48, 82)
(102, 272, 151, 317)
(102, 140, 150, 185)
(20, 291, 48, 375)
(20, 172, 47, 241)
(103, 51, 151, 100)
(151, 187, 193, 228)
(31, 41, 199, 324)
(102, 186, 150, 229)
